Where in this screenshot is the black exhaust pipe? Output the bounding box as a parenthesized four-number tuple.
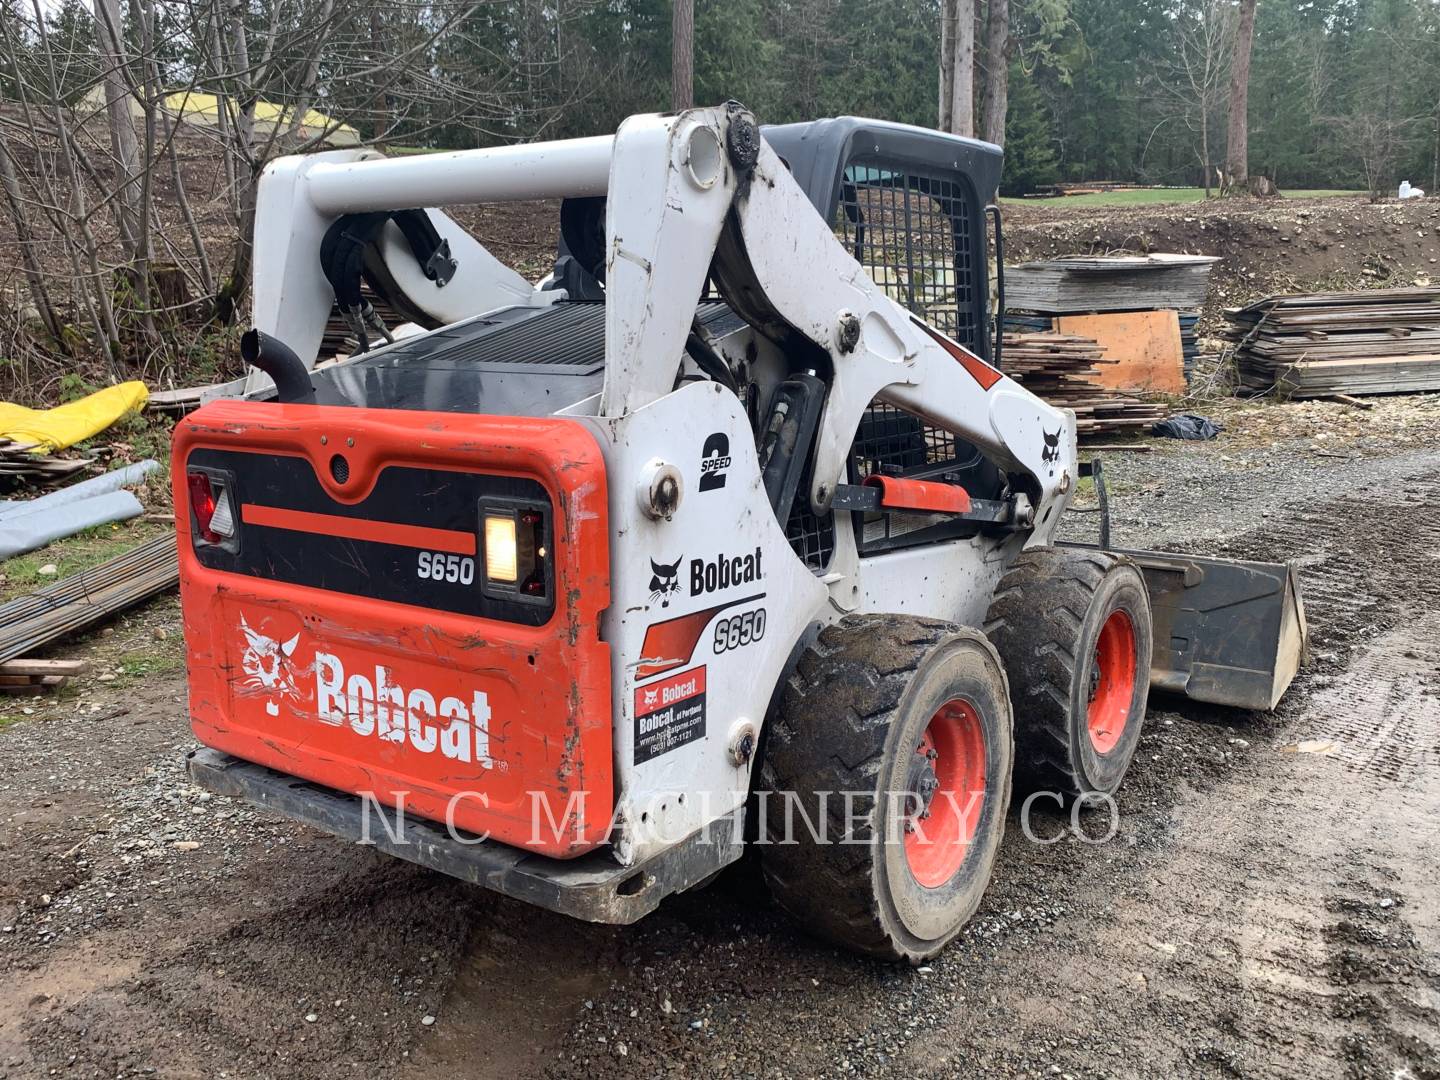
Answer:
(240, 329, 316, 404)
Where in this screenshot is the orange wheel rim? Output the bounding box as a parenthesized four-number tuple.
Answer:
(1087, 609, 1137, 755)
(903, 698, 987, 888)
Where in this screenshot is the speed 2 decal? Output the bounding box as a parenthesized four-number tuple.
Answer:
(699, 432, 730, 492)
(634, 666, 707, 764)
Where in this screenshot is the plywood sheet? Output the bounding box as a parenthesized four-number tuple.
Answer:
(1056, 310, 1185, 393)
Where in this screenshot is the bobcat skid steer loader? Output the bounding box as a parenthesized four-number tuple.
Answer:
(178, 104, 1306, 961)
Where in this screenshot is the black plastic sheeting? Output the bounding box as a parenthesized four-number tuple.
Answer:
(1152, 413, 1223, 440)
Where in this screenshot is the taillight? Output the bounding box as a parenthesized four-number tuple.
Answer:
(187, 469, 236, 546)
(481, 501, 550, 603)
(518, 509, 547, 597)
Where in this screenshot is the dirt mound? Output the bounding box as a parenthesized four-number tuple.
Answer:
(1003, 196, 1440, 329)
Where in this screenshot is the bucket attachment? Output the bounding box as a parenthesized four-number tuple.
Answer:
(1059, 542, 1308, 711)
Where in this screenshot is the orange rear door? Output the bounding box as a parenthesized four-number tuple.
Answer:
(173, 400, 612, 857)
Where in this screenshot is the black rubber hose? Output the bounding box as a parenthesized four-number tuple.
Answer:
(241, 329, 316, 404)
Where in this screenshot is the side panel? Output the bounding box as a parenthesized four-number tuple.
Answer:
(174, 402, 613, 857)
(582, 382, 829, 865)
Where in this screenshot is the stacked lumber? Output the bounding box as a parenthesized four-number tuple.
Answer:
(0, 535, 178, 664)
(0, 439, 86, 486)
(1179, 312, 1201, 380)
(1005, 254, 1219, 314)
(0, 658, 89, 696)
(1003, 332, 1167, 435)
(1225, 288, 1440, 397)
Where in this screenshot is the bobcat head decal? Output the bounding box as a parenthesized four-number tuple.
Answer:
(1041, 428, 1061, 465)
(649, 556, 683, 608)
(239, 615, 301, 717)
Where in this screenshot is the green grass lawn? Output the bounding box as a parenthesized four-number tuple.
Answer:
(1010, 187, 1363, 209)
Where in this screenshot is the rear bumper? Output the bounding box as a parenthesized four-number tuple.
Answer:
(188, 747, 742, 924)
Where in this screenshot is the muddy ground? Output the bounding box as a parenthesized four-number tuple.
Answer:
(1, 395, 1438, 1080)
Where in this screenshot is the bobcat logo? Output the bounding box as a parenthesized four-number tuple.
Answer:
(649, 556, 683, 608)
(240, 615, 301, 717)
(1041, 428, 1061, 465)
(640, 686, 661, 709)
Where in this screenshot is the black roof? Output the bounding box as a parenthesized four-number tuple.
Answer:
(761, 116, 1004, 219)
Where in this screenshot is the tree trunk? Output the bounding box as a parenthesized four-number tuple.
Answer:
(214, 161, 259, 325)
(92, 0, 145, 258)
(24, 0, 123, 366)
(162, 110, 216, 297)
(979, 0, 1009, 145)
(1432, 106, 1438, 195)
(0, 133, 65, 347)
(938, 0, 955, 131)
(1224, 0, 1257, 189)
(368, 9, 390, 136)
(216, 0, 257, 322)
(209, 7, 237, 212)
(951, 0, 976, 137)
(128, 0, 160, 346)
(672, 0, 694, 110)
(1201, 117, 1211, 197)
(284, 0, 336, 146)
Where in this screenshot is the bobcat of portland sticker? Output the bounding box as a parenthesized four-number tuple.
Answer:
(634, 666, 707, 764)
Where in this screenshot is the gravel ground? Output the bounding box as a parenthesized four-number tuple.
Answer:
(2, 396, 1438, 1079)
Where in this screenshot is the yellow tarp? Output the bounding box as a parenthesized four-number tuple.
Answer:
(160, 91, 361, 146)
(0, 382, 149, 453)
(76, 88, 362, 147)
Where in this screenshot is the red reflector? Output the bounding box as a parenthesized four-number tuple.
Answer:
(187, 470, 221, 544)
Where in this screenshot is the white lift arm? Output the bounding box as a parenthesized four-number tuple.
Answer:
(247, 105, 1075, 515)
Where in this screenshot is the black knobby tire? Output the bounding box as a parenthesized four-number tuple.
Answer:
(757, 614, 1013, 963)
(984, 547, 1153, 797)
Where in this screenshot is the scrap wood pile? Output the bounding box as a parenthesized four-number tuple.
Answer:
(0, 657, 90, 696)
(1004, 332, 1166, 435)
(1225, 288, 1440, 397)
(0, 438, 87, 485)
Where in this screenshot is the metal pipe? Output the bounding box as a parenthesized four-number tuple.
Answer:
(241, 329, 316, 404)
(306, 135, 615, 214)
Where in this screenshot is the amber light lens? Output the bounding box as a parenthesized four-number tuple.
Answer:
(484, 513, 518, 583)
